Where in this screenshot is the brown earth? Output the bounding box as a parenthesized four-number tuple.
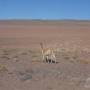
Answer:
(0, 20, 90, 90)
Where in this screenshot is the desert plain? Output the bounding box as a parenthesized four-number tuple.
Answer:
(0, 20, 90, 90)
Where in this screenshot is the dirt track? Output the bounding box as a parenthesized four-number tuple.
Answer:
(0, 20, 90, 90)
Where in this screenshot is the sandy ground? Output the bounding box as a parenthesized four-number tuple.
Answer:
(0, 20, 90, 90)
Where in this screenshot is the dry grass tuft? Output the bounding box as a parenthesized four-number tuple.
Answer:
(54, 43, 90, 64)
(0, 64, 8, 72)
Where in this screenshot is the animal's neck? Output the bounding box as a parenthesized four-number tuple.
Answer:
(40, 43, 44, 53)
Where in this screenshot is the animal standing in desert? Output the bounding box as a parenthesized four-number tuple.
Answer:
(40, 42, 56, 63)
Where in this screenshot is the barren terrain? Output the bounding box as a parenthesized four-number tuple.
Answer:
(0, 20, 90, 90)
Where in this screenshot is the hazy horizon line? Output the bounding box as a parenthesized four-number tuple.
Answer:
(0, 19, 90, 21)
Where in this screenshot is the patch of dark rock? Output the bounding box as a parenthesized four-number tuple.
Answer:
(0, 55, 10, 60)
(17, 70, 33, 81)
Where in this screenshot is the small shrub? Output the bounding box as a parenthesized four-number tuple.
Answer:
(0, 64, 8, 72)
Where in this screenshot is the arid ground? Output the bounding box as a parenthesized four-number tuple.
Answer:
(0, 20, 90, 90)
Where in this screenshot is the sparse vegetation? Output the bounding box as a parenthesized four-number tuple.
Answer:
(0, 20, 90, 90)
(0, 64, 8, 72)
